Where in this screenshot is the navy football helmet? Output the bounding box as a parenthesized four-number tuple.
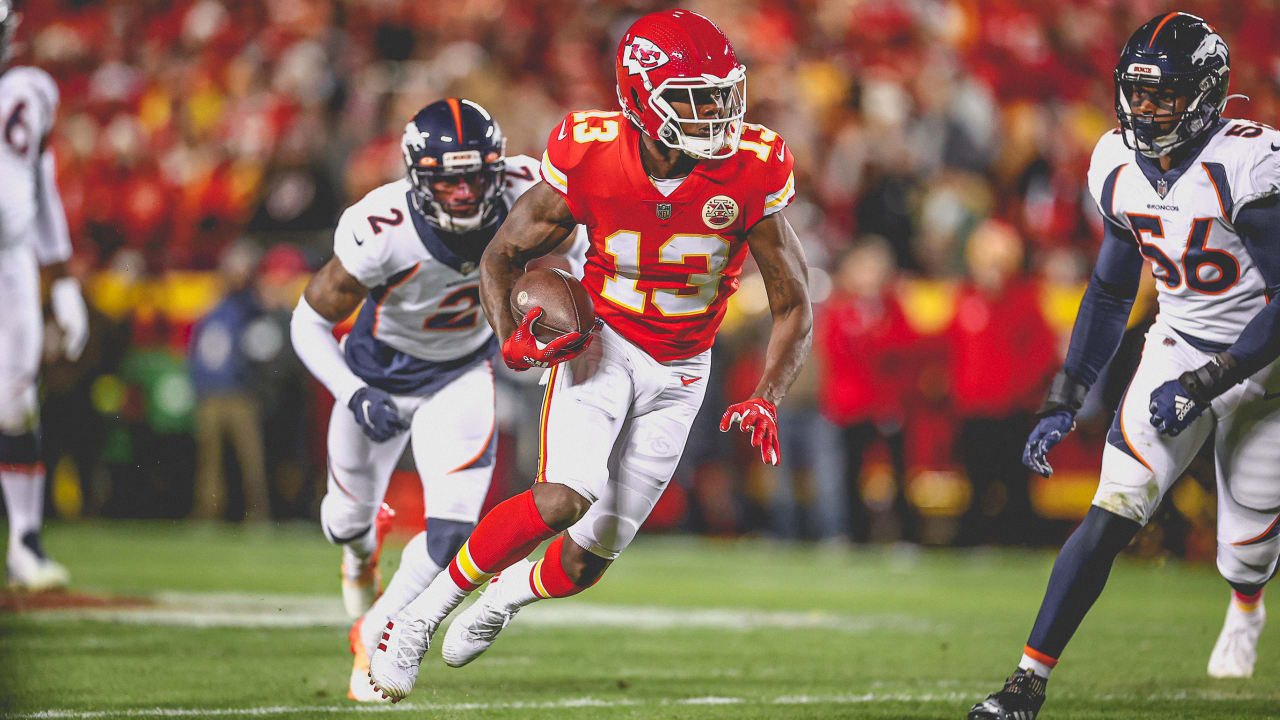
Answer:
(401, 98, 507, 234)
(1114, 12, 1230, 158)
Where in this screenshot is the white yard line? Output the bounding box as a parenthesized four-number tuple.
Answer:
(17, 591, 940, 634)
(13, 689, 1279, 719)
(12, 692, 976, 719)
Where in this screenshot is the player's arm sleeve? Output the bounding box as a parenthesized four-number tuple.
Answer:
(1060, 221, 1145, 387)
(539, 114, 589, 222)
(290, 295, 366, 406)
(32, 149, 72, 265)
(1085, 132, 1131, 231)
(331, 206, 390, 288)
(1221, 195, 1280, 379)
(1230, 133, 1280, 223)
(761, 141, 796, 221)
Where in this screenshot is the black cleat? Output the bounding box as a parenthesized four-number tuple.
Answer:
(967, 668, 1047, 720)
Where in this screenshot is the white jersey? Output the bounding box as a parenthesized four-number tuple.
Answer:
(332, 154, 582, 395)
(0, 65, 59, 255)
(1088, 119, 1280, 347)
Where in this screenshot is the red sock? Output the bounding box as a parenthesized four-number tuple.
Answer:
(447, 490, 555, 591)
(529, 535, 601, 599)
(1234, 588, 1264, 611)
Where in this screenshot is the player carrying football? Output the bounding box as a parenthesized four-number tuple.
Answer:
(969, 13, 1280, 719)
(0, 0, 89, 591)
(369, 9, 812, 701)
(290, 98, 582, 702)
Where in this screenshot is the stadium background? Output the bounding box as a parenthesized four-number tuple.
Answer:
(15, 0, 1280, 555)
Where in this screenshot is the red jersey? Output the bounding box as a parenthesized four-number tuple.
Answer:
(540, 110, 796, 361)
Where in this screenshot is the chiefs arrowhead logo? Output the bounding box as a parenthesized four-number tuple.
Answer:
(623, 37, 670, 76)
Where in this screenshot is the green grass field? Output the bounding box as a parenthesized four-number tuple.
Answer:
(1, 522, 1276, 719)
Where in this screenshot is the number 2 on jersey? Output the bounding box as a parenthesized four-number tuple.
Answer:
(600, 231, 730, 316)
(423, 285, 481, 330)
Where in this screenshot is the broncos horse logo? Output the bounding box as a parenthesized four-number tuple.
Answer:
(1191, 33, 1228, 67)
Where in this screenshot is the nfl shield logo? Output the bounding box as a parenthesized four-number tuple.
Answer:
(656, 203, 672, 220)
(1156, 178, 1168, 197)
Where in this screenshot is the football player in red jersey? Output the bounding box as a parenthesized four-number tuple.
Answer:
(369, 9, 811, 701)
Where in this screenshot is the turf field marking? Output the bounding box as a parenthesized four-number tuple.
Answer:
(17, 687, 1280, 718)
(20, 591, 941, 634)
(17, 688, 1280, 719)
(13, 692, 976, 718)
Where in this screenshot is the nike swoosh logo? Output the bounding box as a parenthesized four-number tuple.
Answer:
(776, 143, 786, 161)
(361, 400, 373, 425)
(679, 375, 701, 386)
(558, 120, 569, 141)
(1272, 143, 1280, 151)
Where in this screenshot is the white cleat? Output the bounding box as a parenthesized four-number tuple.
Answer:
(368, 615, 436, 703)
(442, 590, 519, 668)
(346, 618, 387, 703)
(1208, 597, 1266, 678)
(7, 534, 70, 591)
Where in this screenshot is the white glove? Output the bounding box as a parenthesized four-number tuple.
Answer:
(50, 276, 89, 361)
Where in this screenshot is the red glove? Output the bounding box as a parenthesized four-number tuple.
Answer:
(719, 397, 780, 466)
(502, 307, 593, 371)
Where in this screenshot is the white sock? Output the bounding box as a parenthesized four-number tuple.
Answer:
(400, 567, 470, 629)
(1, 470, 45, 546)
(491, 558, 542, 611)
(339, 522, 380, 577)
(1019, 652, 1054, 679)
(361, 532, 441, 652)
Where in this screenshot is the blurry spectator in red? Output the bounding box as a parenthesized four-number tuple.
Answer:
(815, 236, 920, 543)
(947, 219, 1056, 545)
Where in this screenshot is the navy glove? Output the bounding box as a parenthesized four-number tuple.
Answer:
(1148, 378, 1208, 437)
(1022, 410, 1076, 478)
(348, 386, 410, 442)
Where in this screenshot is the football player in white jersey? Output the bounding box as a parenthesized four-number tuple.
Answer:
(970, 14, 1280, 719)
(0, 0, 88, 591)
(290, 97, 582, 701)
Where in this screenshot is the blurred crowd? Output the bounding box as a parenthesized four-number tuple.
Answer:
(21, 0, 1279, 550)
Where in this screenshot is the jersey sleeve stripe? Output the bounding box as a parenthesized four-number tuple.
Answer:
(763, 171, 795, 214)
(1202, 161, 1234, 221)
(1100, 164, 1127, 227)
(541, 151, 569, 195)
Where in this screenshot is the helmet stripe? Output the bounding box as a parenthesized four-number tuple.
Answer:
(1147, 12, 1181, 47)
(446, 97, 465, 143)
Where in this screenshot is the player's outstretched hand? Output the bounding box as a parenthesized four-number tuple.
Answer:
(720, 397, 780, 466)
(1148, 378, 1207, 437)
(501, 307, 593, 371)
(1022, 410, 1075, 478)
(348, 386, 411, 442)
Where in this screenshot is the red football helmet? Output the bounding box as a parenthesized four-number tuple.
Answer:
(615, 9, 747, 160)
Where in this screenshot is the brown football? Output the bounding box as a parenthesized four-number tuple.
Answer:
(509, 268, 596, 343)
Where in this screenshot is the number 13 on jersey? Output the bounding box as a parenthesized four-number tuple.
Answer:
(600, 231, 731, 316)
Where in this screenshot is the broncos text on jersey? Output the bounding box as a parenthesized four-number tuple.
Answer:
(540, 110, 795, 362)
(332, 154, 550, 395)
(1088, 118, 1280, 347)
